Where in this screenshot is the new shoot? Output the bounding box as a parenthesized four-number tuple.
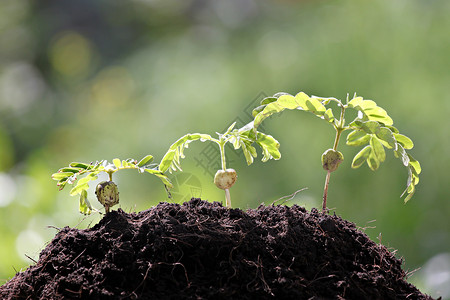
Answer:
(159, 122, 281, 207)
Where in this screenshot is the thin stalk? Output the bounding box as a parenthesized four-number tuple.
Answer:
(322, 170, 331, 213)
(218, 141, 232, 207)
(219, 141, 227, 170)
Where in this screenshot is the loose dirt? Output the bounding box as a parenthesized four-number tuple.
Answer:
(0, 199, 434, 299)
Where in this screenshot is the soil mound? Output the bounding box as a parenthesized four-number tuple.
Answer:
(0, 198, 433, 299)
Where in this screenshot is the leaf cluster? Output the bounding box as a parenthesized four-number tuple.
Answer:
(159, 122, 281, 174)
(52, 155, 171, 214)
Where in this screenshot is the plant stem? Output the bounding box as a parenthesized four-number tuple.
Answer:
(218, 140, 231, 207)
(322, 170, 331, 213)
(219, 141, 227, 170)
(322, 104, 346, 213)
(224, 189, 231, 208)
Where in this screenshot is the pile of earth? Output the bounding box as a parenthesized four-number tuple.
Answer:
(0, 198, 434, 299)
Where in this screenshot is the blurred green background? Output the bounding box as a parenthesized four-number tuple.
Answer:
(1, 0, 449, 298)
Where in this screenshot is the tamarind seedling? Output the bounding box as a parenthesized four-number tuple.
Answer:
(252, 91, 421, 213)
(160, 122, 280, 207)
(52, 155, 172, 214)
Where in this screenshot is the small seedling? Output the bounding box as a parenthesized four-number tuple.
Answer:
(159, 122, 281, 207)
(252, 91, 421, 213)
(52, 155, 172, 214)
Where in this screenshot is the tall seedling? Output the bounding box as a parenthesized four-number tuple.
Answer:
(252, 92, 421, 213)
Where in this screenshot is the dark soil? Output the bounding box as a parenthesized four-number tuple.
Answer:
(1, 198, 434, 299)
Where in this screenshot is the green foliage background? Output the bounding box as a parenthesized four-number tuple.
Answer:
(1, 0, 449, 297)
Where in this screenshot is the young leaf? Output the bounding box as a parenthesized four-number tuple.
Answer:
(347, 96, 363, 108)
(255, 131, 281, 162)
(261, 96, 278, 105)
(376, 127, 396, 149)
(351, 145, 371, 169)
(408, 154, 421, 175)
(52, 172, 76, 181)
(70, 173, 98, 196)
(69, 162, 91, 169)
(137, 155, 154, 167)
(367, 150, 380, 171)
(346, 130, 370, 146)
(323, 108, 335, 123)
(305, 98, 326, 116)
(370, 136, 386, 163)
(79, 189, 92, 215)
(394, 133, 414, 149)
(113, 158, 121, 168)
(361, 120, 381, 134)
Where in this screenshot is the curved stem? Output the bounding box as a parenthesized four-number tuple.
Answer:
(322, 170, 331, 213)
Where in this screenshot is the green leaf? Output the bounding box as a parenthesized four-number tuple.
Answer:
(70, 173, 98, 196)
(323, 108, 335, 123)
(52, 172, 76, 181)
(364, 106, 393, 126)
(408, 154, 421, 175)
(278, 94, 303, 109)
(113, 158, 121, 168)
(367, 150, 380, 171)
(294, 92, 309, 108)
(256, 131, 281, 162)
(351, 145, 371, 169)
(346, 130, 370, 146)
(370, 136, 386, 163)
(359, 99, 378, 110)
(361, 120, 381, 134)
(347, 96, 363, 108)
(240, 140, 256, 165)
(305, 98, 326, 116)
(69, 162, 91, 169)
(252, 105, 266, 117)
(79, 190, 92, 215)
(261, 96, 278, 105)
(59, 167, 83, 173)
(376, 127, 396, 149)
(394, 133, 414, 149)
(137, 155, 154, 167)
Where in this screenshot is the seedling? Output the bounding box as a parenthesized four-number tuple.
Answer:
(52, 155, 172, 214)
(252, 91, 421, 213)
(159, 122, 281, 207)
